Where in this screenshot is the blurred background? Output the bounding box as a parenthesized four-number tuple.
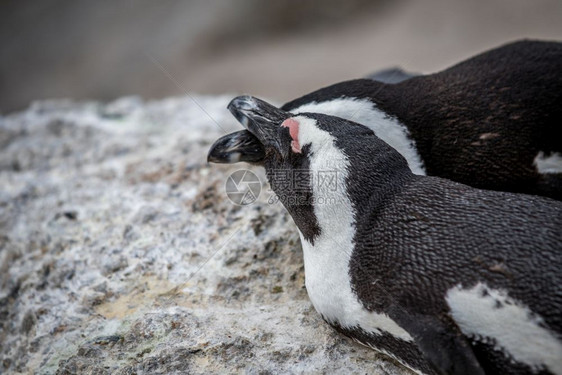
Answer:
(1, 0, 562, 113)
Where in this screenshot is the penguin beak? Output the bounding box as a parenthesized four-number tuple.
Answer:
(207, 96, 289, 164)
(207, 130, 265, 164)
(227, 95, 289, 149)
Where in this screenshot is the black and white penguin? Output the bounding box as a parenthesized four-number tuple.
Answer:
(209, 95, 562, 375)
(210, 40, 562, 200)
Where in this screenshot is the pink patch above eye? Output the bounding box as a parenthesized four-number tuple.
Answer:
(281, 118, 301, 153)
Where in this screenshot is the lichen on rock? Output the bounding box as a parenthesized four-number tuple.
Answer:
(0, 96, 409, 374)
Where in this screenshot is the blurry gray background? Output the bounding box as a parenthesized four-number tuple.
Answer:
(1, 0, 562, 113)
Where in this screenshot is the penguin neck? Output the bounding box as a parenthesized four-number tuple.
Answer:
(337, 136, 415, 222)
(293, 130, 367, 328)
(291, 129, 414, 337)
(297, 126, 414, 248)
(288, 97, 425, 175)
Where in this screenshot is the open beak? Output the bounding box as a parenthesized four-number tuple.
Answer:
(207, 96, 289, 164)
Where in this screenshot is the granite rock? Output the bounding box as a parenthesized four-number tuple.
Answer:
(0, 96, 410, 374)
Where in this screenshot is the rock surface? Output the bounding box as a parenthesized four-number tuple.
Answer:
(0, 96, 410, 374)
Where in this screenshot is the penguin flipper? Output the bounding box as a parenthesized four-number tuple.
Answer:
(390, 309, 484, 375)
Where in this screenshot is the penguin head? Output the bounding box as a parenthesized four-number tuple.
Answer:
(221, 95, 381, 164)
(209, 95, 411, 242)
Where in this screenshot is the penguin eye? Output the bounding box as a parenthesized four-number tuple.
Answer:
(281, 118, 302, 154)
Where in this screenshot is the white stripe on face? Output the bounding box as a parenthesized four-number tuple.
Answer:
(290, 98, 426, 175)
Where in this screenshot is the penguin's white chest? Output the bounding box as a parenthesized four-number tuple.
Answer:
(292, 115, 413, 343)
(299, 232, 413, 343)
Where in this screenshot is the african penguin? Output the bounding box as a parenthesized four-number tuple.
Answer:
(209, 95, 562, 375)
(210, 40, 562, 200)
